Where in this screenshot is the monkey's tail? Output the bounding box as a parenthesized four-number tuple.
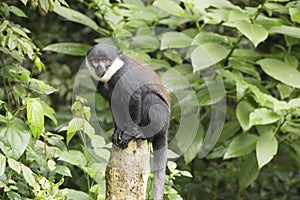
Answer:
(153, 132, 167, 200)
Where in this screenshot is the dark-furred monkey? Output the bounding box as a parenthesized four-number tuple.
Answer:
(85, 44, 170, 200)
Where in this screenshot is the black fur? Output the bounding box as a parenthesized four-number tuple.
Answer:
(86, 44, 170, 200)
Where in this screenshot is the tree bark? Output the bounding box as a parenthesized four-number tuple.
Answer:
(105, 140, 150, 200)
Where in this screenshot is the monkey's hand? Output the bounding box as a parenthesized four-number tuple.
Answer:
(112, 129, 134, 149)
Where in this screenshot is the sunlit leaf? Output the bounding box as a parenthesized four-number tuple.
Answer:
(59, 150, 87, 167)
(43, 43, 90, 56)
(249, 108, 279, 126)
(153, 0, 187, 18)
(256, 130, 278, 169)
(161, 32, 192, 49)
(27, 98, 44, 139)
(236, 100, 256, 131)
(257, 58, 300, 88)
(235, 20, 268, 47)
(191, 43, 229, 71)
(0, 119, 30, 159)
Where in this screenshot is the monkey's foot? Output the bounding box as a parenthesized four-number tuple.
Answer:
(112, 129, 134, 149)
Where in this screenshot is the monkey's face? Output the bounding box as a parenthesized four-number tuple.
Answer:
(86, 44, 124, 82)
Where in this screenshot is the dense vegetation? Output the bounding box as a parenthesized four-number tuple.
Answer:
(1, 0, 300, 199)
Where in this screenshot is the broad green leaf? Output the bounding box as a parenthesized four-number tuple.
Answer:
(9, 6, 27, 18)
(256, 130, 278, 169)
(191, 43, 229, 71)
(67, 189, 89, 200)
(27, 98, 44, 139)
(218, 121, 240, 143)
(53, 6, 101, 33)
(249, 108, 279, 126)
(66, 118, 83, 144)
(289, 7, 300, 23)
(269, 25, 300, 39)
(22, 164, 37, 187)
(43, 43, 90, 56)
(224, 134, 258, 159)
(235, 20, 268, 47)
(236, 100, 256, 131)
(239, 154, 259, 189)
(54, 165, 72, 177)
(197, 79, 226, 106)
(83, 120, 95, 139)
(40, 101, 57, 125)
(161, 32, 192, 49)
(94, 149, 110, 161)
(163, 50, 183, 64)
(277, 84, 293, 99)
(91, 135, 106, 149)
(0, 118, 30, 160)
(0, 154, 6, 176)
(20, 0, 28, 5)
(8, 158, 21, 174)
(153, 0, 187, 18)
(257, 58, 300, 89)
(59, 150, 87, 167)
(192, 32, 226, 45)
(183, 124, 204, 164)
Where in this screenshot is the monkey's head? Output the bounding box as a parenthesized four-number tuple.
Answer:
(86, 44, 124, 82)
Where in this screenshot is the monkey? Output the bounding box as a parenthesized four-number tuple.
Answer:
(85, 43, 170, 200)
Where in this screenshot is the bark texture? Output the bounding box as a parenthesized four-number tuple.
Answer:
(105, 140, 150, 200)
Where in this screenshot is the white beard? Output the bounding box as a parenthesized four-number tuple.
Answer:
(86, 56, 124, 83)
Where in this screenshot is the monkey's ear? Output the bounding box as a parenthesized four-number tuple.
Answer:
(86, 47, 94, 56)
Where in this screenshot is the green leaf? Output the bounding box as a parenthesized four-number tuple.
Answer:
(0, 154, 6, 176)
(91, 135, 106, 149)
(153, 0, 187, 18)
(22, 164, 37, 187)
(269, 25, 300, 39)
(236, 100, 256, 131)
(183, 124, 204, 164)
(66, 118, 83, 144)
(83, 120, 95, 139)
(8, 158, 21, 174)
(0, 118, 30, 160)
(9, 6, 27, 18)
(67, 189, 89, 200)
(161, 32, 192, 49)
(191, 43, 229, 71)
(289, 7, 300, 23)
(197, 79, 226, 106)
(54, 165, 72, 177)
(40, 101, 57, 125)
(235, 20, 268, 47)
(249, 108, 279, 126)
(257, 58, 300, 89)
(53, 5, 102, 33)
(59, 150, 87, 167)
(256, 130, 278, 169)
(27, 98, 44, 139)
(163, 50, 183, 64)
(192, 32, 226, 45)
(239, 154, 259, 189)
(224, 134, 258, 159)
(43, 43, 90, 56)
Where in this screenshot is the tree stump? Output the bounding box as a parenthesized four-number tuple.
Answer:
(105, 140, 151, 200)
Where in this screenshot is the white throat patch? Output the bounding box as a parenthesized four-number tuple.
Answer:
(86, 56, 124, 83)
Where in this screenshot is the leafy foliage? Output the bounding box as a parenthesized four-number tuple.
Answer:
(1, 0, 300, 199)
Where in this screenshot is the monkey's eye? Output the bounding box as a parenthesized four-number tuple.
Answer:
(91, 59, 100, 67)
(100, 57, 111, 68)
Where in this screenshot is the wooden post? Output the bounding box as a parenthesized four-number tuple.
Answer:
(105, 140, 151, 200)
